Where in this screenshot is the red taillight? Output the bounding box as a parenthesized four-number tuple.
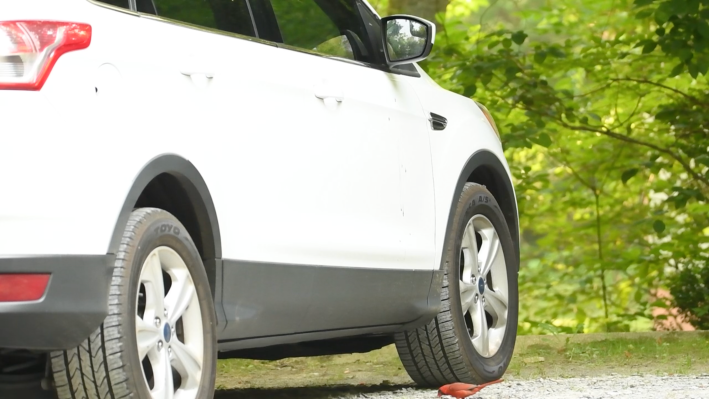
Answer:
(0, 21, 91, 90)
(0, 274, 51, 302)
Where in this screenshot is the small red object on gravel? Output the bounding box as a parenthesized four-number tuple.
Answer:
(438, 379, 504, 398)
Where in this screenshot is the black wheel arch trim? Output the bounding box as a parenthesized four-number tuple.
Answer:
(442, 150, 520, 269)
(107, 153, 222, 260)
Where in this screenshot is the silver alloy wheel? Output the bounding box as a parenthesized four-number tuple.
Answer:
(135, 247, 204, 399)
(459, 214, 509, 358)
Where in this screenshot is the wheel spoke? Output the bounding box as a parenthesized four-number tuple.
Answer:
(478, 227, 500, 277)
(485, 290, 508, 328)
(152, 350, 174, 399)
(136, 315, 161, 361)
(142, 252, 166, 318)
(171, 339, 202, 390)
(461, 222, 479, 283)
(165, 270, 196, 325)
(459, 281, 476, 315)
(470, 299, 490, 357)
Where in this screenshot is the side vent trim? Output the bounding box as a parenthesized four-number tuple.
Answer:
(430, 112, 447, 131)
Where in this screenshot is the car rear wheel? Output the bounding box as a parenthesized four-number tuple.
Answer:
(395, 183, 518, 386)
(51, 208, 217, 399)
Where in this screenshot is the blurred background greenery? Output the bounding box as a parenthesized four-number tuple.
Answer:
(372, 0, 709, 335)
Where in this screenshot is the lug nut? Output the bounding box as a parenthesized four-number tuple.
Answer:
(474, 294, 479, 303)
(164, 309, 168, 317)
(168, 347, 172, 355)
(157, 341, 163, 351)
(154, 317, 161, 327)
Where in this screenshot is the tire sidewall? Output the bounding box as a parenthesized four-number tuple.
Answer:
(119, 212, 217, 398)
(446, 185, 519, 379)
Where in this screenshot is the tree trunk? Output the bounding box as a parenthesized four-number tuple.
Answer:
(388, 0, 450, 29)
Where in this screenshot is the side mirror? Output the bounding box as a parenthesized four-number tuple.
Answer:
(381, 15, 436, 66)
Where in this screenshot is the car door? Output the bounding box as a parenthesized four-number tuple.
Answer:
(215, 0, 437, 341)
(238, 0, 436, 272)
(229, 0, 438, 334)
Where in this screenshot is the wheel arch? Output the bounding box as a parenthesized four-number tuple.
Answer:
(107, 154, 222, 263)
(443, 150, 520, 269)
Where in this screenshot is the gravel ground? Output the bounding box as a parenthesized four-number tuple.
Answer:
(10, 373, 709, 399)
(343, 375, 709, 399)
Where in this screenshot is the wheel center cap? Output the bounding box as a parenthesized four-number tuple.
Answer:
(478, 278, 485, 294)
(163, 323, 172, 343)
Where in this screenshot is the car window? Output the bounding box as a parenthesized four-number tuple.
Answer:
(268, 0, 376, 63)
(138, 0, 257, 38)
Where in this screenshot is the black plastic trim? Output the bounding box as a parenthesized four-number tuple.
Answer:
(444, 151, 520, 268)
(221, 335, 394, 360)
(430, 112, 448, 130)
(87, 0, 137, 14)
(108, 154, 222, 259)
(0, 255, 114, 350)
(217, 260, 441, 351)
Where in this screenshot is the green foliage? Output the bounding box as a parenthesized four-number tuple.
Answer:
(419, 0, 709, 332)
(671, 265, 709, 329)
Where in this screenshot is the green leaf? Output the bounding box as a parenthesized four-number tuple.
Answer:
(642, 41, 658, 53)
(668, 0, 688, 14)
(653, 220, 666, 234)
(511, 31, 528, 45)
(696, 154, 709, 167)
(548, 46, 566, 58)
(634, 0, 656, 6)
(697, 20, 709, 39)
(654, 2, 673, 23)
(502, 38, 512, 48)
(534, 50, 547, 64)
(670, 62, 685, 76)
(656, 27, 666, 36)
(622, 168, 639, 184)
(487, 40, 500, 49)
(480, 73, 493, 85)
(532, 133, 553, 147)
(463, 85, 476, 97)
(650, 299, 669, 308)
(636, 9, 655, 19)
(688, 62, 699, 78)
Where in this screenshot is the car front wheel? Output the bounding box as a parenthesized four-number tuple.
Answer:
(395, 183, 519, 386)
(51, 208, 217, 399)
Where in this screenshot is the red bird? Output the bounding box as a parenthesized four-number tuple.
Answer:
(437, 379, 504, 398)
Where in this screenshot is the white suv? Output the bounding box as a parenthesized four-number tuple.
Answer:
(0, 1, 519, 398)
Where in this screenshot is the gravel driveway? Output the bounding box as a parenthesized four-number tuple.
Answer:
(12, 373, 709, 398)
(214, 374, 709, 399)
(345, 375, 709, 399)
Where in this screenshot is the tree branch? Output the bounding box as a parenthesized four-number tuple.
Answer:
(554, 120, 709, 188)
(610, 78, 705, 105)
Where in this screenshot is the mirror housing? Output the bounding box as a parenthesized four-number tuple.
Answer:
(381, 15, 436, 66)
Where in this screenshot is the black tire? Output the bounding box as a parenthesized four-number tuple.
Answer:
(50, 208, 217, 399)
(395, 183, 518, 386)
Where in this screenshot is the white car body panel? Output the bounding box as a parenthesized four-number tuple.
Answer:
(408, 65, 515, 270)
(0, 0, 512, 277)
